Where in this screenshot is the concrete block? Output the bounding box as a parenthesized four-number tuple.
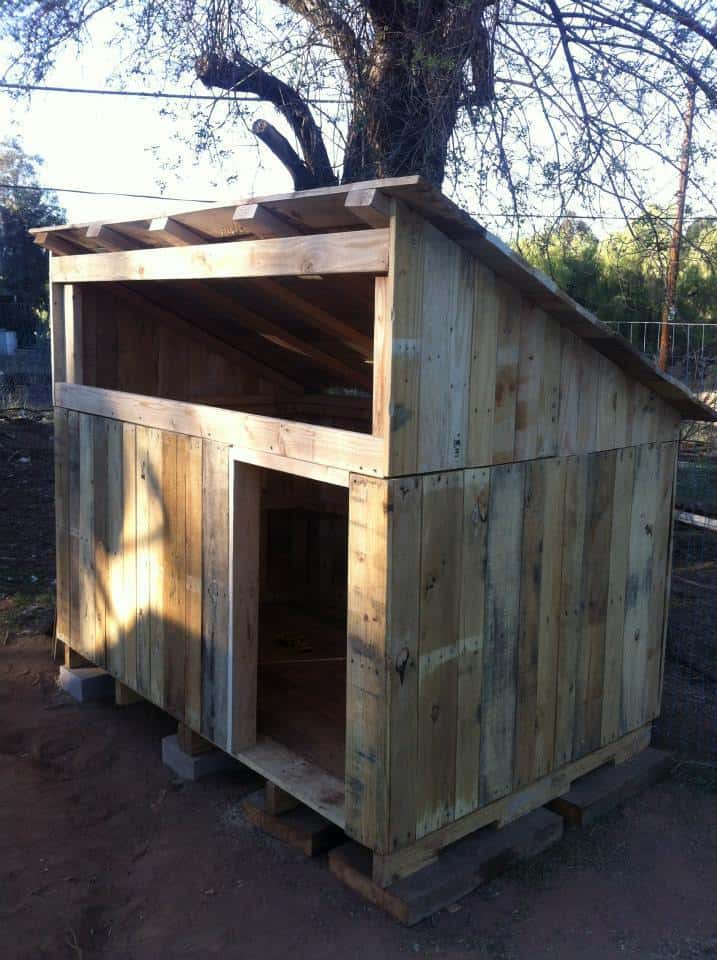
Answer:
(59, 665, 115, 703)
(161, 734, 237, 781)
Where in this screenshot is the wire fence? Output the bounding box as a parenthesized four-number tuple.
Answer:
(616, 319, 717, 765)
(612, 319, 717, 394)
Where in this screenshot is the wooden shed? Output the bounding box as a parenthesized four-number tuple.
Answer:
(34, 177, 715, 890)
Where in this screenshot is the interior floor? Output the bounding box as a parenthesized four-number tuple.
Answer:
(257, 602, 346, 780)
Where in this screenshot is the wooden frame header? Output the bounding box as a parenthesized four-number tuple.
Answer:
(50, 230, 389, 284)
(55, 383, 383, 477)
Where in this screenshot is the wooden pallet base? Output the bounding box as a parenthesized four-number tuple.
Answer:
(547, 747, 673, 827)
(241, 788, 345, 857)
(329, 808, 563, 925)
(368, 725, 651, 887)
(115, 680, 142, 707)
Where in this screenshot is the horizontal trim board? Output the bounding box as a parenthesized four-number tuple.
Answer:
(237, 736, 345, 828)
(55, 383, 383, 476)
(230, 444, 350, 487)
(50, 229, 389, 282)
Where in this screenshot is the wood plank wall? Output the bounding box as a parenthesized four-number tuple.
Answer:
(345, 440, 678, 852)
(383, 202, 681, 476)
(79, 285, 281, 405)
(54, 409, 247, 750)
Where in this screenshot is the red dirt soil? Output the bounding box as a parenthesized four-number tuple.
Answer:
(1, 413, 716, 959)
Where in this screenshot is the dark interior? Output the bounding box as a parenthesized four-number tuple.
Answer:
(256, 469, 348, 779)
(78, 276, 375, 434)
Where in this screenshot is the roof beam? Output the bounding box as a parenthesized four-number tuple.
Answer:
(85, 224, 137, 251)
(187, 281, 372, 389)
(148, 217, 208, 247)
(250, 279, 372, 359)
(345, 188, 391, 228)
(233, 202, 299, 238)
(33, 233, 85, 256)
(112, 283, 304, 394)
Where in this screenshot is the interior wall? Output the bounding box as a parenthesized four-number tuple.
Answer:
(80, 284, 282, 405)
(78, 281, 374, 433)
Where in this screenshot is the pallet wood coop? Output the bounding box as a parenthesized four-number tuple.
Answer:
(35, 177, 715, 889)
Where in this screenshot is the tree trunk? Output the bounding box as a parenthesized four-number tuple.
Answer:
(342, 32, 471, 185)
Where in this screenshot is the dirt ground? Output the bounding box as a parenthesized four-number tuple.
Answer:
(1, 412, 716, 960)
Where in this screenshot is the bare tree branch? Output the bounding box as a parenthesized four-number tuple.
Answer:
(278, 0, 365, 85)
(196, 50, 337, 187)
(251, 118, 320, 188)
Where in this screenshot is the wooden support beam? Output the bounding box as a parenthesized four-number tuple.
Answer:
(115, 680, 142, 706)
(147, 217, 208, 247)
(188, 281, 372, 389)
(177, 721, 214, 756)
(251, 278, 372, 358)
(64, 644, 91, 669)
(233, 202, 299, 238)
(264, 782, 301, 815)
(229, 460, 261, 753)
(34, 233, 84, 256)
(62, 285, 83, 385)
(547, 747, 673, 828)
(50, 230, 390, 283)
(86, 224, 137, 251)
(330, 808, 563, 926)
(242, 789, 344, 855)
(236, 737, 345, 828)
(54, 383, 384, 476)
(366, 724, 651, 881)
(345, 188, 391, 228)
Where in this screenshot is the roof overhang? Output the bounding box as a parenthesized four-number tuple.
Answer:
(32, 175, 716, 423)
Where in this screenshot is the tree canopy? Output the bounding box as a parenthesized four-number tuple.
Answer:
(1, 0, 716, 221)
(0, 140, 65, 345)
(519, 211, 717, 385)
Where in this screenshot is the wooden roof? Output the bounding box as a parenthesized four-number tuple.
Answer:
(33, 175, 715, 422)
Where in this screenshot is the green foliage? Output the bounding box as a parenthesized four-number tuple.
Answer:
(519, 211, 717, 330)
(0, 140, 65, 346)
(518, 211, 717, 382)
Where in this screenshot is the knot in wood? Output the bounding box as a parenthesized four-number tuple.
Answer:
(395, 646, 410, 685)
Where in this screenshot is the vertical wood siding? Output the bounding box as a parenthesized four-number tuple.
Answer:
(385, 206, 681, 476)
(346, 440, 678, 852)
(57, 413, 238, 748)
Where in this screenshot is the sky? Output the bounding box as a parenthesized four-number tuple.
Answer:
(0, 13, 293, 226)
(1, 9, 715, 240)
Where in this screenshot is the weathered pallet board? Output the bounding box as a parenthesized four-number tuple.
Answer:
(58, 413, 236, 747)
(383, 216, 682, 476)
(346, 444, 677, 853)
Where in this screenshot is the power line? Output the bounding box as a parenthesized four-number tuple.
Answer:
(0, 81, 343, 105)
(0, 182, 215, 203)
(3, 181, 717, 223)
